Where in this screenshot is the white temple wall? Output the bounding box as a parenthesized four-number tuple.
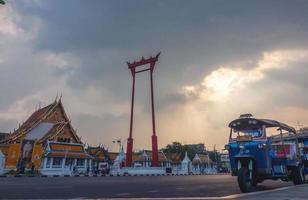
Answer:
(0, 150, 5, 175)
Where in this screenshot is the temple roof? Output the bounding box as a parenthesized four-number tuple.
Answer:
(86, 146, 109, 161)
(192, 153, 212, 164)
(1, 98, 82, 144)
(166, 153, 182, 163)
(132, 150, 169, 162)
(45, 141, 93, 159)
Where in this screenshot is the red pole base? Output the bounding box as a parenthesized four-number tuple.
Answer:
(151, 135, 158, 167)
(126, 138, 133, 167)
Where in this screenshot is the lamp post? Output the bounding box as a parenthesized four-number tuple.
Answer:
(113, 139, 122, 152)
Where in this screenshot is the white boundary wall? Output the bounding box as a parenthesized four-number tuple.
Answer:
(110, 167, 166, 175)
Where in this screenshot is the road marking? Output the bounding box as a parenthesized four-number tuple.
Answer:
(148, 190, 160, 193)
(116, 193, 131, 196)
(107, 185, 303, 199)
(221, 185, 297, 199)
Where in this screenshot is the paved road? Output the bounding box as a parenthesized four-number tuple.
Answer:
(235, 184, 308, 200)
(0, 175, 292, 199)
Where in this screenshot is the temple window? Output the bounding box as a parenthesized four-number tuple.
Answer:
(46, 158, 51, 168)
(76, 159, 85, 167)
(52, 157, 62, 168)
(65, 158, 74, 166)
(57, 137, 71, 143)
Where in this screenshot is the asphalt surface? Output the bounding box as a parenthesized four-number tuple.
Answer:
(235, 184, 308, 200)
(0, 175, 292, 199)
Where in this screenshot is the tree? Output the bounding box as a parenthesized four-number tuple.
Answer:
(163, 142, 183, 154)
(162, 142, 198, 160)
(0, 0, 5, 5)
(208, 151, 221, 163)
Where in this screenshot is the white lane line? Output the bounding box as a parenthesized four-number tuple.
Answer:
(108, 185, 302, 200)
(116, 193, 131, 196)
(148, 190, 160, 193)
(221, 185, 297, 199)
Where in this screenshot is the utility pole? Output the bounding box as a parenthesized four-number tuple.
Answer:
(214, 144, 218, 166)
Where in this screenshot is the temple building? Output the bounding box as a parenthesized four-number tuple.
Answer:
(166, 153, 182, 168)
(192, 153, 213, 174)
(86, 145, 110, 174)
(132, 150, 170, 167)
(0, 98, 92, 175)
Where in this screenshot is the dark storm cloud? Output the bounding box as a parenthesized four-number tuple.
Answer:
(13, 0, 308, 97)
(260, 61, 308, 109)
(16, 0, 308, 53)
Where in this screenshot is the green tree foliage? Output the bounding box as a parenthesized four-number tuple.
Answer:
(162, 142, 199, 160)
(0, 0, 5, 5)
(162, 142, 221, 163)
(208, 151, 220, 163)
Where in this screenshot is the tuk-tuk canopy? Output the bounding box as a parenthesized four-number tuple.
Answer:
(228, 116, 296, 133)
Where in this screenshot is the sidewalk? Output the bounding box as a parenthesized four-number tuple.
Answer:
(227, 184, 308, 200)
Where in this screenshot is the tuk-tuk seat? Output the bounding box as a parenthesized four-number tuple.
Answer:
(272, 143, 297, 159)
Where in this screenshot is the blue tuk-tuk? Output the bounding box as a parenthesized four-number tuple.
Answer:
(225, 114, 306, 192)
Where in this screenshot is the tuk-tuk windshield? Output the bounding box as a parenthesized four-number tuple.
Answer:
(231, 128, 263, 139)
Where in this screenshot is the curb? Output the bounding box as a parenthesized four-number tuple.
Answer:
(0, 172, 228, 178)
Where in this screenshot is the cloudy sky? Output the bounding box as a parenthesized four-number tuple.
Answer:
(1, 0, 308, 152)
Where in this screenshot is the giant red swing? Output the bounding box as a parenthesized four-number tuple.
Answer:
(125, 53, 161, 167)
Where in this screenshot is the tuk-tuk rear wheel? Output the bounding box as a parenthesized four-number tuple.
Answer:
(238, 167, 257, 193)
(292, 165, 305, 185)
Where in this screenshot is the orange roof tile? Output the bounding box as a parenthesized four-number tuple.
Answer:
(47, 151, 93, 159)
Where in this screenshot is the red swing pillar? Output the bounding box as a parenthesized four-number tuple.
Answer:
(125, 53, 160, 167)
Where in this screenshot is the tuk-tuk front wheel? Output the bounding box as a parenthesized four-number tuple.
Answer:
(238, 167, 257, 193)
(292, 165, 305, 185)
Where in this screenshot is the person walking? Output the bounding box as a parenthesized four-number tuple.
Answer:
(31, 162, 35, 174)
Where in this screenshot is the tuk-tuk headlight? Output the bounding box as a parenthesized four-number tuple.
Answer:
(239, 144, 245, 149)
(257, 143, 265, 149)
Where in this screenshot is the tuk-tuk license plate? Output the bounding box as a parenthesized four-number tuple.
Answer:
(236, 135, 253, 141)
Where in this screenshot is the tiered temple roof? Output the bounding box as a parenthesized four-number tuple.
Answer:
(192, 154, 213, 165)
(166, 153, 182, 164)
(132, 150, 169, 163)
(0, 98, 82, 145)
(86, 146, 110, 162)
